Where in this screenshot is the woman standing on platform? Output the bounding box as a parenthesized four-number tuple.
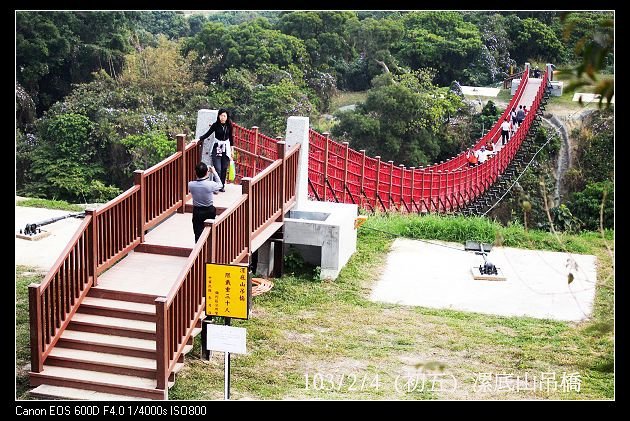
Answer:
(195, 109, 233, 192)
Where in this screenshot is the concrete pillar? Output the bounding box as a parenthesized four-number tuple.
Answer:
(255, 241, 274, 277)
(195, 109, 218, 166)
(284, 116, 310, 209)
(546, 63, 554, 81)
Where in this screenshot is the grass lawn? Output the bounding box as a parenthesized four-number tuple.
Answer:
(17, 198, 84, 212)
(330, 90, 368, 111)
(15, 267, 46, 399)
(312, 90, 368, 134)
(16, 215, 613, 400)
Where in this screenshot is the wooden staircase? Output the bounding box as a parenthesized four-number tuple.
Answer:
(29, 291, 201, 400)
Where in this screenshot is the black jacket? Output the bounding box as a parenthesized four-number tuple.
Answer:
(200, 122, 232, 143)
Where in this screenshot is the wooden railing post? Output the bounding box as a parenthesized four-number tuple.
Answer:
(207, 219, 217, 263)
(323, 132, 330, 201)
(342, 142, 349, 203)
(374, 156, 381, 210)
(177, 134, 186, 214)
(277, 141, 286, 221)
(359, 150, 366, 208)
(29, 284, 43, 373)
(134, 170, 146, 243)
(252, 126, 259, 176)
(84, 209, 98, 285)
(155, 297, 168, 390)
(241, 177, 253, 255)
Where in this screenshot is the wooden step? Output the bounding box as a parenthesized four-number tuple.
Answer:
(78, 297, 156, 322)
(30, 365, 168, 400)
(58, 330, 155, 359)
(29, 384, 151, 401)
(134, 243, 192, 257)
(88, 287, 158, 304)
(69, 313, 156, 340)
(47, 347, 156, 378)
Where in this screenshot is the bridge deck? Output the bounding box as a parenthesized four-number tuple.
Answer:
(143, 183, 243, 249)
(97, 183, 244, 296)
(94, 251, 188, 296)
(451, 77, 544, 171)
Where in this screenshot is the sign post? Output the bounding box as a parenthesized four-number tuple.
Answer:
(206, 322, 247, 400)
(224, 317, 231, 400)
(204, 263, 251, 399)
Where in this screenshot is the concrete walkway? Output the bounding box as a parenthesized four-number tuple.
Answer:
(15, 206, 87, 271)
(461, 86, 500, 97)
(370, 238, 597, 322)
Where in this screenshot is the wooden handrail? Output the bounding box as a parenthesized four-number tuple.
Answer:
(36, 216, 92, 291)
(30, 215, 94, 372)
(143, 150, 183, 176)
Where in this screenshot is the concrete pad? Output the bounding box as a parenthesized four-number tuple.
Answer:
(370, 238, 597, 322)
(461, 86, 500, 97)
(572, 92, 614, 104)
(15, 206, 86, 271)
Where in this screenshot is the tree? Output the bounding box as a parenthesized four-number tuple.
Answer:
(560, 12, 614, 107)
(187, 14, 207, 36)
(510, 17, 565, 63)
(332, 70, 463, 167)
(128, 11, 190, 38)
(120, 131, 176, 171)
(277, 11, 358, 67)
(348, 17, 404, 89)
(396, 12, 483, 85)
(569, 181, 614, 231)
(249, 80, 314, 136)
(184, 18, 310, 83)
(24, 113, 120, 202)
(16, 11, 133, 115)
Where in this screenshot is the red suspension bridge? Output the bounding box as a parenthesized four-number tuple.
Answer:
(232, 68, 550, 215)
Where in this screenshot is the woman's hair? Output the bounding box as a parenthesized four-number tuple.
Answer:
(216, 108, 232, 124)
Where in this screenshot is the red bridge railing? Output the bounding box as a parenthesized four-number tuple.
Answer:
(302, 70, 547, 213)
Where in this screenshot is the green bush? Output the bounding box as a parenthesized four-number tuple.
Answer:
(569, 181, 614, 231)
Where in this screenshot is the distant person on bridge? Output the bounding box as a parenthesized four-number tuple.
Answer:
(189, 162, 223, 243)
(533, 67, 541, 78)
(516, 105, 526, 127)
(196, 108, 233, 192)
(476, 146, 491, 164)
(501, 118, 510, 145)
(510, 107, 518, 128)
(467, 148, 478, 167)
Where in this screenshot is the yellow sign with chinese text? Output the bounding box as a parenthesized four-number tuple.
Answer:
(205, 263, 250, 319)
